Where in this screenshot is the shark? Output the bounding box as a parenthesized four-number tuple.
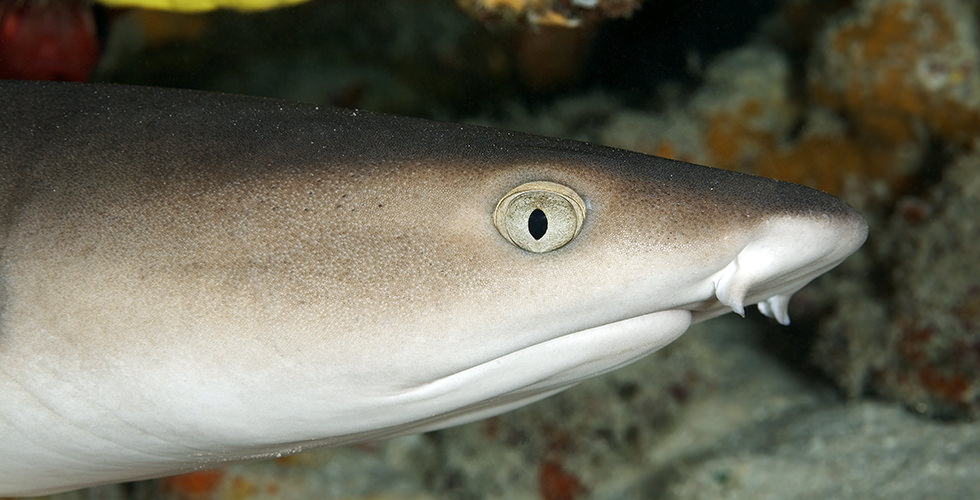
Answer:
(0, 81, 867, 496)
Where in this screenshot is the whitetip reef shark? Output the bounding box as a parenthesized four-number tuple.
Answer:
(0, 81, 867, 496)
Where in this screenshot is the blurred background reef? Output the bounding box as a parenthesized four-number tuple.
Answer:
(1, 0, 979, 499)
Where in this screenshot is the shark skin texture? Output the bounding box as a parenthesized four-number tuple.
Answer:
(0, 81, 867, 496)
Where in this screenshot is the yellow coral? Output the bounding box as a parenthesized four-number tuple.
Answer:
(96, 0, 308, 12)
(457, 0, 644, 26)
(480, 0, 541, 11)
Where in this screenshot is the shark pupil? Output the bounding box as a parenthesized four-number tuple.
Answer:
(528, 209, 548, 240)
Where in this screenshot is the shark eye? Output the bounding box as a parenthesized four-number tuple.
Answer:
(494, 181, 586, 253)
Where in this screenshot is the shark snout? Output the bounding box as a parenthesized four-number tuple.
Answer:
(703, 207, 867, 325)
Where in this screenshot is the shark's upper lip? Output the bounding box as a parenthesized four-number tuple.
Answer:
(697, 211, 868, 324)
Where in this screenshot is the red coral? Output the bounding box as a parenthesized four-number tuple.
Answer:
(539, 460, 587, 500)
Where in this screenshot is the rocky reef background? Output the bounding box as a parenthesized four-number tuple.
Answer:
(28, 0, 980, 498)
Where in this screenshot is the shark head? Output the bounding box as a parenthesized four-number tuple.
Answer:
(0, 81, 867, 495)
(320, 132, 868, 440)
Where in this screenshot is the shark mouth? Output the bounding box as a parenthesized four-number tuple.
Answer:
(701, 213, 867, 325)
(381, 308, 694, 436)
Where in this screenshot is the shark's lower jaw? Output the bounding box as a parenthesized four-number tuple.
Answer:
(383, 309, 693, 433)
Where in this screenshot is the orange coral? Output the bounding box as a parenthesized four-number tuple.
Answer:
(756, 135, 897, 195)
(539, 460, 587, 500)
(652, 140, 680, 161)
(831, 2, 919, 61)
(227, 475, 258, 500)
(160, 469, 225, 500)
(812, 0, 980, 145)
(704, 99, 776, 169)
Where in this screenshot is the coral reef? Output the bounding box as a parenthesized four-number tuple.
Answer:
(455, 0, 644, 27)
(599, 46, 792, 170)
(781, 0, 980, 420)
(662, 403, 980, 499)
(598, 45, 879, 195)
(814, 142, 980, 419)
(805, 0, 980, 193)
(96, 0, 309, 13)
(811, 0, 980, 146)
(598, 0, 980, 196)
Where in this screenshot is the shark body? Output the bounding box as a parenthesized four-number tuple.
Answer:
(0, 81, 867, 496)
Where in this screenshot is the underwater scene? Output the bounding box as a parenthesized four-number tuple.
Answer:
(1, 0, 978, 498)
